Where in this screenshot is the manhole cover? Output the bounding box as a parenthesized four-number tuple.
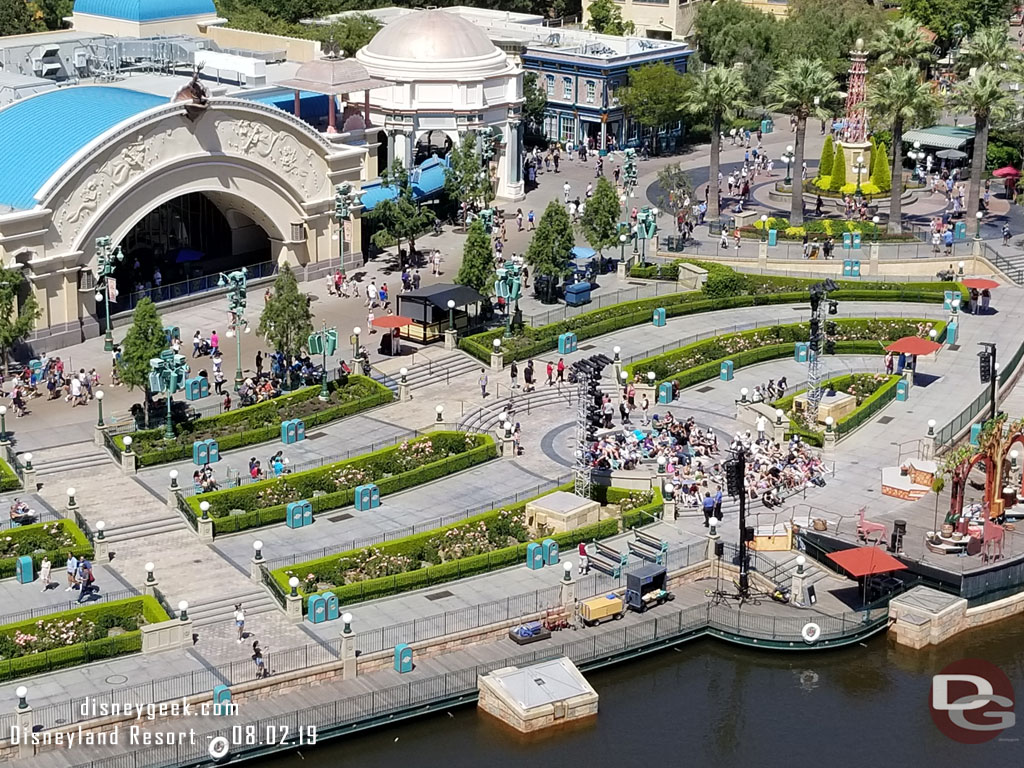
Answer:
(579, 344, 596, 351)
(948, 344, 961, 351)
(328, 513, 353, 522)
(305, 432, 327, 440)
(877, 416, 894, 424)
(696, 385, 715, 393)
(425, 590, 455, 601)
(192, 559, 203, 563)
(105, 675, 128, 685)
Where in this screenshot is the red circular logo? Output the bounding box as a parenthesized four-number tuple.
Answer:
(930, 658, 1016, 744)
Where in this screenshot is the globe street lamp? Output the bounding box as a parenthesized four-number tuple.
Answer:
(447, 299, 456, 332)
(94, 236, 124, 352)
(781, 145, 795, 186)
(853, 155, 867, 198)
(907, 141, 925, 181)
(760, 214, 768, 242)
(975, 210, 984, 240)
(95, 389, 104, 428)
(871, 215, 880, 243)
(619, 232, 628, 263)
(218, 269, 248, 392)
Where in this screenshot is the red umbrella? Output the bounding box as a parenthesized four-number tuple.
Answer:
(885, 336, 942, 355)
(992, 166, 1021, 178)
(371, 315, 413, 329)
(961, 278, 1000, 290)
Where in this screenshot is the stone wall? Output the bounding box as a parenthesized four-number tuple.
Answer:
(889, 585, 1024, 648)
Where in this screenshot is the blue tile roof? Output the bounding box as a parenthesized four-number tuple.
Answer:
(0, 87, 165, 211)
(73, 0, 215, 21)
(362, 156, 449, 211)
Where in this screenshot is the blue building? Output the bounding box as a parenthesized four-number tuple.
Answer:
(521, 36, 692, 151)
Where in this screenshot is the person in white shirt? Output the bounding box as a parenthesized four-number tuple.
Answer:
(756, 415, 768, 442)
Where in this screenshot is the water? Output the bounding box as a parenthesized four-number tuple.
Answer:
(267, 623, 1024, 768)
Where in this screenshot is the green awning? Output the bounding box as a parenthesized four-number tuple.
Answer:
(901, 126, 975, 150)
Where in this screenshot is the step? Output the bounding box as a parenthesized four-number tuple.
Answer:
(104, 518, 185, 543)
(189, 591, 280, 627)
(881, 466, 929, 501)
(35, 453, 111, 476)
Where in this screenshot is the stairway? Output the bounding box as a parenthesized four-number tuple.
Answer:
(402, 352, 482, 392)
(759, 551, 831, 593)
(104, 514, 186, 544)
(188, 587, 280, 628)
(458, 385, 576, 433)
(33, 445, 111, 477)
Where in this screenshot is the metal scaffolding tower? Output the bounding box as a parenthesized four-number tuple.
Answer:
(573, 371, 592, 499)
(806, 279, 839, 424)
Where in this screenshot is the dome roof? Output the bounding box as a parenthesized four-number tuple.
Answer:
(362, 10, 498, 62)
(73, 0, 215, 21)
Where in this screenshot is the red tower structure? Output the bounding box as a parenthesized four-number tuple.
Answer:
(842, 38, 868, 144)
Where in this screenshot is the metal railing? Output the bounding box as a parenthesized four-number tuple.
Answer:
(0, 586, 140, 627)
(113, 261, 278, 313)
(262, 474, 573, 570)
(982, 243, 1024, 285)
(523, 280, 681, 326)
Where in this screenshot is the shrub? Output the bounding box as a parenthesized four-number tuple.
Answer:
(0, 459, 19, 492)
(117, 376, 393, 467)
(774, 373, 901, 442)
(0, 519, 92, 579)
(193, 433, 497, 533)
(830, 145, 847, 192)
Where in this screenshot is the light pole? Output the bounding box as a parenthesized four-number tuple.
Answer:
(781, 145, 795, 186)
(149, 350, 189, 441)
(907, 141, 924, 182)
(447, 299, 456, 332)
(95, 389, 104, 427)
(334, 182, 361, 276)
(0, 405, 7, 442)
(352, 326, 361, 359)
(94, 236, 124, 352)
(218, 270, 248, 392)
(853, 155, 867, 198)
(619, 232, 628, 263)
(975, 209, 984, 240)
(760, 214, 768, 242)
(871, 215, 880, 243)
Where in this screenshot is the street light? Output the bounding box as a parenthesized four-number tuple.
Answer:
(871, 215, 880, 243)
(95, 389, 104, 427)
(927, 418, 936, 436)
(976, 210, 984, 239)
(781, 145, 795, 186)
(907, 141, 925, 181)
(619, 232, 628, 263)
(94, 236, 124, 352)
(760, 214, 768, 242)
(0, 405, 8, 442)
(853, 155, 867, 197)
(218, 270, 248, 392)
(447, 299, 456, 331)
(352, 326, 361, 358)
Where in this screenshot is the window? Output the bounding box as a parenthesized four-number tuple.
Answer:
(585, 80, 596, 104)
(562, 76, 573, 100)
(559, 115, 575, 144)
(545, 74, 554, 96)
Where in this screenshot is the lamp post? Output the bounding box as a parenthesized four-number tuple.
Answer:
(907, 141, 924, 181)
(334, 182, 361, 276)
(95, 390, 104, 427)
(218, 270, 248, 392)
(853, 155, 867, 198)
(94, 236, 124, 352)
(871, 215, 880, 243)
(781, 145, 795, 186)
(760, 214, 768, 242)
(619, 232, 627, 263)
(927, 418, 936, 437)
(352, 327, 361, 358)
(149, 351, 189, 441)
(975, 210, 984, 240)
(447, 299, 456, 332)
(0, 405, 9, 442)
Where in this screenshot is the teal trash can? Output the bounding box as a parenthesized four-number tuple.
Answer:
(720, 360, 734, 381)
(946, 320, 958, 345)
(15, 555, 32, 584)
(394, 643, 413, 673)
(760, 118, 773, 134)
(541, 538, 559, 566)
(652, 308, 666, 327)
(767, 229, 777, 246)
(971, 423, 982, 447)
(954, 221, 967, 240)
(843, 260, 853, 277)
(851, 260, 861, 277)
(852, 232, 862, 250)
(526, 542, 543, 569)
(794, 342, 809, 363)
(896, 379, 909, 401)
(658, 381, 673, 404)
(842, 232, 852, 249)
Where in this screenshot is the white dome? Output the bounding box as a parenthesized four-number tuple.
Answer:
(357, 10, 515, 80)
(363, 10, 497, 61)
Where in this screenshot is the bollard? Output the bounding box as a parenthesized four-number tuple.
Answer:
(15, 686, 33, 759)
(559, 561, 577, 610)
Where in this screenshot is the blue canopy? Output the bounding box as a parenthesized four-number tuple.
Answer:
(571, 246, 596, 260)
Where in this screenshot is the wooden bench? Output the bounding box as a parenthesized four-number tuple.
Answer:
(590, 541, 629, 578)
(628, 529, 668, 565)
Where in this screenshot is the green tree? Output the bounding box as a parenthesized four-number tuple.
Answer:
(866, 65, 938, 232)
(456, 219, 494, 294)
(586, 0, 634, 35)
(958, 25, 1018, 75)
(444, 132, 490, 209)
(949, 66, 1017, 225)
(366, 160, 435, 256)
(817, 134, 835, 181)
(0, 270, 40, 376)
(872, 16, 935, 69)
(117, 298, 164, 427)
(314, 14, 383, 57)
(258, 264, 314, 363)
(767, 58, 840, 225)
(829, 144, 847, 193)
(899, 0, 1014, 46)
(694, 0, 779, 98)
(618, 63, 687, 154)
(678, 66, 749, 223)
(525, 201, 574, 303)
(653, 163, 695, 215)
(0, 0, 37, 34)
(523, 72, 548, 136)
(778, 0, 883, 77)
(871, 141, 892, 192)
(579, 177, 621, 257)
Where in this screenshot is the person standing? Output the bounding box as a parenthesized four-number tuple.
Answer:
(65, 554, 79, 591)
(255, 351, 263, 377)
(252, 641, 268, 679)
(210, 330, 220, 356)
(510, 360, 519, 389)
(192, 331, 202, 358)
(234, 604, 246, 643)
(640, 394, 650, 426)
(523, 360, 534, 392)
(556, 358, 565, 384)
(756, 414, 767, 443)
(702, 492, 715, 527)
(713, 488, 723, 522)
(578, 541, 589, 575)
(479, 368, 489, 399)
(563, 181, 571, 203)
(546, 361, 554, 386)
(38, 557, 52, 592)
(76, 559, 95, 603)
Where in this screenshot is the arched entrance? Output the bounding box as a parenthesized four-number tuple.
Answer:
(113, 192, 271, 311)
(415, 130, 453, 165)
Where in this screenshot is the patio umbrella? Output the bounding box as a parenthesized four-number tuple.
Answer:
(992, 166, 1021, 178)
(371, 315, 413, 329)
(961, 278, 1000, 290)
(885, 336, 943, 356)
(936, 149, 968, 160)
(827, 546, 909, 606)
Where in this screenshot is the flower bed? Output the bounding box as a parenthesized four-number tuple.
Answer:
(0, 459, 19, 492)
(746, 216, 918, 242)
(0, 519, 92, 579)
(772, 373, 902, 446)
(116, 376, 393, 467)
(625, 318, 946, 390)
(187, 432, 497, 534)
(271, 484, 663, 611)
(462, 260, 957, 364)
(0, 596, 168, 681)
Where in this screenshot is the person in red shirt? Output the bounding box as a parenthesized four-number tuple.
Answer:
(546, 361, 554, 386)
(556, 358, 565, 383)
(577, 541, 589, 575)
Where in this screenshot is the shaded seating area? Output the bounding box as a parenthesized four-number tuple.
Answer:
(827, 546, 908, 605)
(396, 283, 486, 344)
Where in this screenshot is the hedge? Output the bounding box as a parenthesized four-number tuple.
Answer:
(462, 260, 958, 364)
(272, 484, 664, 612)
(188, 432, 498, 534)
(626, 318, 947, 387)
(0, 519, 92, 579)
(0, 458, 19, 492)
(773, 373, 902, 446)
(116, 376, 393, 467)
(0, 596, 168, 681)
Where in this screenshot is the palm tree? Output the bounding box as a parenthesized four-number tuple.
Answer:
(948, 66, 1016, 226)
(865, 66, 939, 233)
(873, 16, 934, 70)
(767, 59, 840, 225)
(678, 66, 749, 224)
(958, 25, 1019, 75)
